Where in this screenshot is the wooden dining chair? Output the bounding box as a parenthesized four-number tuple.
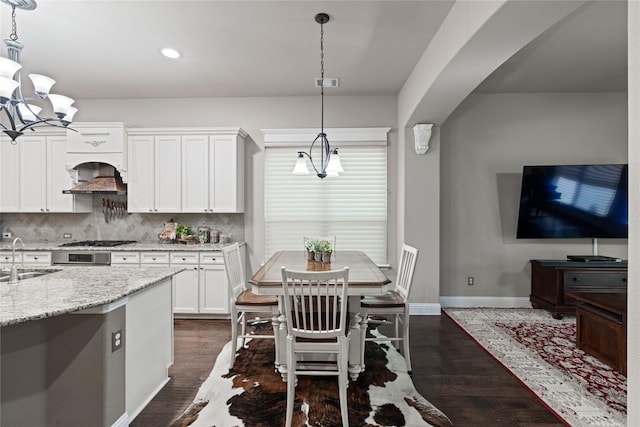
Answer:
(222, 243, 278, 370)
(360, 244, 418, 373)
(280, 266, 350, 427)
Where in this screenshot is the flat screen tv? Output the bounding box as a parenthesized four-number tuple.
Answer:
(516, 164, 628, 239)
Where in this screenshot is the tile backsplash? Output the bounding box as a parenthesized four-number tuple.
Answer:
(0, 196, 244, 243)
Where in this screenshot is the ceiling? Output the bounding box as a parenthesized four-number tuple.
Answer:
(0, 0, 627, 102)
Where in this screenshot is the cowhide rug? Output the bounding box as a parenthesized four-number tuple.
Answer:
(172, 327, 452, 427)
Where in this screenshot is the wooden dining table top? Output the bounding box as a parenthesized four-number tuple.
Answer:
(249, 250, 391, 295)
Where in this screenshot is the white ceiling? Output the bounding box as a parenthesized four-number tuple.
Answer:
(0, 0, 627, 102)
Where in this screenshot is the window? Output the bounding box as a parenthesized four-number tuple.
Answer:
(263, 128, 390, 265)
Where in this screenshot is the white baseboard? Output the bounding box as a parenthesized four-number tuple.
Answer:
(111, 413, 129, 427)
(408, 303, 442, 315)
(439, 296, 531, 308)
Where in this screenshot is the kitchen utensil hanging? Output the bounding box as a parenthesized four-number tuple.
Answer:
(102, 198, 128, 223)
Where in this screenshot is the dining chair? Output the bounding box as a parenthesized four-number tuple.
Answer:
(280, 266, 350, 427)
(360, 244, 418, 373)
(222, 242, 279, 370)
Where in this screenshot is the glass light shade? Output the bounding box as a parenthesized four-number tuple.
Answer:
(48, 94, 74, 115)
(326, 150, 344, 173)
(0, 57, 21, 79)
(0, 76, 19, 103)
(17, 103, 42, 122)
(292, 154, 310, 175)
(326, 169, 339, 177)
(61, 106, 77, 123)
(29, 74, 56, 98)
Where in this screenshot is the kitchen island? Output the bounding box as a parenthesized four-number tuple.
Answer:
(1, 266, 183, 427)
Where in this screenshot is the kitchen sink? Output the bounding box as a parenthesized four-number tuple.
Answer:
(0, 269, 58, 283)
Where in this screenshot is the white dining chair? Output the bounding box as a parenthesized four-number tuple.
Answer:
(222, 243, 279, 370)
(360, 244, 418, 373)
(280, 266, 350, 427)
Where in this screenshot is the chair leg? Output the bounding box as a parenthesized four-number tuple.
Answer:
(240, 311, 247, 349)
(230, 309, 239, 370)
(339, 337, 350, 426)
(402, 309, 411, 373)
(285, 336, 296, 427)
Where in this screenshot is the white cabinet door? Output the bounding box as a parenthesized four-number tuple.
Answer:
(210, 135, 244, 213)
(174, 267, 200, 314)
(0, 138, 20, 211)
(128, 135, 181, 213)
(127, 135, 155, 212)
(199, 265, 228, 314)
(154, 135, 181, 213)
(181, 135, 209, 212)
(19, 136, 47, 212)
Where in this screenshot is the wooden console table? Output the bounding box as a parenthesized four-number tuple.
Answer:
(566, 291, 627, 375)
(530, 260, 627, 319)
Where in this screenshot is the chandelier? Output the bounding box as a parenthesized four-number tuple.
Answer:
(292, 12, 343, 179)
(0, 0, 77, 143)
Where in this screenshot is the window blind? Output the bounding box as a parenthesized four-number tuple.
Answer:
(264, 143, 387, 264)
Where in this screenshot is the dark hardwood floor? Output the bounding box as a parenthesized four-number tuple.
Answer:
(131, 315, 564, 427)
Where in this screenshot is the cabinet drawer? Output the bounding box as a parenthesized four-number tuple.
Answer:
(564, 271, 627, 292)
(170, 252, 199, 265)
(23, 252, 51, 265)
(0, 251, 22, 264)
(140, 252, 170, 264)
(199, 252, 223, 265)
(111, 252, 140, 265)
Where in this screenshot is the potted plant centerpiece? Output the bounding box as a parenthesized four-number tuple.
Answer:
(176, 224, 194, 240)
(319, 239, 333, 263)
(305, 239, 318, 261)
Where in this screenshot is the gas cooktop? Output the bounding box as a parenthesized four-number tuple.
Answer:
(58, 240, 137, 248)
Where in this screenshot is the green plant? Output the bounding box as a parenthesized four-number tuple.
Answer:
(177, 224, 192, 236)
(305, 240, 317, 252)
(319, 240, 332, 252)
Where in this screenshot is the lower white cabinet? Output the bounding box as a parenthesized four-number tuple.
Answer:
(0, 251, 51, 267)
(198, 252, 228, 314)
(171, 253, 200, 314)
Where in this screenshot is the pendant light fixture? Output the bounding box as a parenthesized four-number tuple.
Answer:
(292, 12, 343, 179)
(0, 0, 77, 143)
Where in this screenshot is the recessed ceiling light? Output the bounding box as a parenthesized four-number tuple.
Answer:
(161, 48, 181, 59)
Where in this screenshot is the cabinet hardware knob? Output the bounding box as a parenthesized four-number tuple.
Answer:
(622, 277, 627, 282)
(573, 277, 580, 281)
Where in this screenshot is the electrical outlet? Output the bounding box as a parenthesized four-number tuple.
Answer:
(467, 276, 475, 286)
(112, 329, 123, 352)
(63, 233, 72, 239)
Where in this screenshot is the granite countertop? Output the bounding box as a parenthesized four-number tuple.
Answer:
(0, 241, 244, 252)
(0, 266, 184, 327)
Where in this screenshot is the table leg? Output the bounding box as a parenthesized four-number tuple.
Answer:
(273, 297, 289, 381)
(348, 295, 364, 380)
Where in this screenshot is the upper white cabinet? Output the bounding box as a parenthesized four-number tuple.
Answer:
(127, 134, 181, 213)
(127, 128, 246, 213)
(0, 133, 91, 213)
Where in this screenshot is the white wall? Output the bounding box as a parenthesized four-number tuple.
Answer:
(73, 95, 398, 275)
(440, 92, 628, 299)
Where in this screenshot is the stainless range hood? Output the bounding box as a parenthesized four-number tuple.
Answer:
(63, 162, 127, 195)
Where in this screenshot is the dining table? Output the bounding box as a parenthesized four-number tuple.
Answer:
(249, 250, 391, 380)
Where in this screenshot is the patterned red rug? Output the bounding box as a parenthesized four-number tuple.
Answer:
(445, 308, 626, 426)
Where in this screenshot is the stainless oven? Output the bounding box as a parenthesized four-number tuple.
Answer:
(52, 251, 111, 265)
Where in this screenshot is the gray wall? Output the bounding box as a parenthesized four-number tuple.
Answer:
(440, 92, 628, 300)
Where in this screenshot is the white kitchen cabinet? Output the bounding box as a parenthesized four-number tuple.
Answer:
(0, 251, 51, 267)
(182, 132, 245, 213)
(171, 253, 199, 314)
(127, 134, 181, 213)
(198, 251, 228, 314)
(0, 134, 91, 213)
(140, 251, 170, 265)
(110, 252, 140, 265)
(127, 128, 245, 213)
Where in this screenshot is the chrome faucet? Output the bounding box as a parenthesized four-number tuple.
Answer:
(9, 237, 24, 284)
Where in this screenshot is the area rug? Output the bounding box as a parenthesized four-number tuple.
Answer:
(171, 328, 452, 427)
(444, 308, 626, 426)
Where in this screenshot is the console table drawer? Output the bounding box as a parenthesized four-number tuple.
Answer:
(563, 271, 627, 293)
